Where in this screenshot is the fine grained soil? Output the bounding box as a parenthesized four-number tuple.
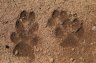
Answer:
(0, 0, 96, 63)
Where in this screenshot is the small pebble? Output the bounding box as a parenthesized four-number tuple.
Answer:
(49, 58, 54, 63)
(70, 58, 75, 62)
(90, 42, 94, 45)
(72, 48, 75, 51)
(92, 26, 96, 31)
(36, 48, 39, 52)
(14, 50, 18, 55)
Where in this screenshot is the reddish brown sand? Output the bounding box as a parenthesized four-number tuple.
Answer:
(0, 0, 96, 63)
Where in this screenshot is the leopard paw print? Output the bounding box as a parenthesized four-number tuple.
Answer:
(10, 10, 39, 61)
(47, 10, 84, 48)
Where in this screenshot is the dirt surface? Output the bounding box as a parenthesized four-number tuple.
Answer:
(0, 0, 96, 63)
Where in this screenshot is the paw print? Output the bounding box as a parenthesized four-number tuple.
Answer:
(47, 10, 84, 47)
(10, 10, 39, 61)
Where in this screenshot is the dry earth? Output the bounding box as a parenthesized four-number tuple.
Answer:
(0, 0, 96, 63)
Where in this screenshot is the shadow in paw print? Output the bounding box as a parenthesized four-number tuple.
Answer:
(52, 10, 60, 18)
(60, 23, 84, 48)
(10, 10, 39, 61)
(47, 10, 60, 27)
(74, 23, 84, 39)
(13, 42, 35, 61)
(20, 10, 27, 19)
(28, 22, 39, 34)
(54, 26, 64, 38)
(31, 35, 40, 46)
(10, 32, 20, 44)
(15, 19, 25, 34)
(47, 10, 70, 28)
(28, 11, 35, 22)
(60, 34, 78, 47)
(47, 10, 84, 48)
(60, 10, 69, 22)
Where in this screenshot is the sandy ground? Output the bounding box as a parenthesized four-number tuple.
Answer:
(0, 0, 96, 63)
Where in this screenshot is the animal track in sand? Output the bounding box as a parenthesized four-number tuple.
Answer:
(10, 10, 39, 61)
(47, 10, 84, 47)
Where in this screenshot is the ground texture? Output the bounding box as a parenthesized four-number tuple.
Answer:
(0, 0, 96, 63)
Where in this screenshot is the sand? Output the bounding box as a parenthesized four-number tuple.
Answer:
(0, 0, 96, 63)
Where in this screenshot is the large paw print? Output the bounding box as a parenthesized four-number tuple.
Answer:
(47, 10, 84, 47)
(10, 10, 39, 61)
